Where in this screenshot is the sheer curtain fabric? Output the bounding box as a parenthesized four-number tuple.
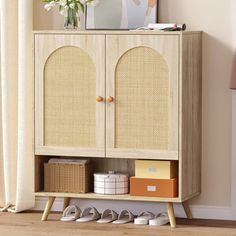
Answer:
(0, 0, 34, 212)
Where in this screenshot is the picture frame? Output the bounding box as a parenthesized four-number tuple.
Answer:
(86, 0, 159, 30)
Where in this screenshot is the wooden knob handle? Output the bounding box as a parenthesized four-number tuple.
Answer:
(96, 96, 104, 102)
(107, 96, 114, 103)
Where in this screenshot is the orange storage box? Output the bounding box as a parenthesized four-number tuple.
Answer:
(130, 177, 178, 198)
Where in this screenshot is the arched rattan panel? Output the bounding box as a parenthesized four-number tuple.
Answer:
(44, 46, 96, 147)
(115, 47, 169, 150)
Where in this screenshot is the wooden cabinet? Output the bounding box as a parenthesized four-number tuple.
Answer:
(34, 31, 202, 227)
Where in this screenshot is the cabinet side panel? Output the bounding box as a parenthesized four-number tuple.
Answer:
(192, 34, 202, 195)
(180, 33, 202, 201)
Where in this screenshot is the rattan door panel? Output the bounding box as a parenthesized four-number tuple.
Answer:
(44, 46, 96, 147)
(106, 35, 179, 160)
(35, 35, 105, 157)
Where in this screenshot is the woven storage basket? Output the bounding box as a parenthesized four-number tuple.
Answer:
(44, 163, 93, 193)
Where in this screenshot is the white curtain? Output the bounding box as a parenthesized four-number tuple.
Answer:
(0, 0, 35, 212)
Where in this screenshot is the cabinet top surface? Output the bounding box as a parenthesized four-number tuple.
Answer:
(33, 30, 202, 35)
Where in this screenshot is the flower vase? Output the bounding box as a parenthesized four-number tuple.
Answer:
(64, 8, 78, 29)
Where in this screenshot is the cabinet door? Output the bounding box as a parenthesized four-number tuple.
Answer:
(106, 35, 179, 160)
(35, 35, 105, 157)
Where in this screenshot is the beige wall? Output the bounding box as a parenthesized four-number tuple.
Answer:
(159, 0, 233, 207)
(34, 1, 64, 30)
(34, 0, 233, 207)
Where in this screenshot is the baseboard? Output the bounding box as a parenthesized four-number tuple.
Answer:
(34, 196, 234, 221)
(174, 204, 233, 220)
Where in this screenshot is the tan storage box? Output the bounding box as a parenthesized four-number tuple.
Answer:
(44, 163, 93, 193)
(135, 160, 178, 179)
(130, 177, 178, 198)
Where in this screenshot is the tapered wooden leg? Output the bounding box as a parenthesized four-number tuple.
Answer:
(166, 202, 176, 228)
(41, 196, 55, 221)
(63, 197, 71, 211)
(182, 201, 193, 219)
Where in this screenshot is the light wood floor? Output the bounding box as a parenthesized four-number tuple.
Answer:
(0, 212, 236, 236)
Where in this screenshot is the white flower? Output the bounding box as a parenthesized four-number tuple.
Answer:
(69, 3, 75, 9)
(44, 1, 58, 11)
(44, 0, 97, 15)
(59, 0, 67, 7)
(44, 3, 52, 11)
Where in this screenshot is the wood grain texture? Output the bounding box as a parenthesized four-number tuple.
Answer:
(90, 157, 135, 176)
(35, 146, 105, 157)
(41, 196, 55, 221)
(106, 34, 179, 159)
(33, 30, 202, 35)
(34, 34, 106, 157)
(35, 191, 182, 202)
(1, 212, 236, 236)
(35, 156, 50, 192)
(166, 202, 177, 228)
(179, 33, 202, 201)
(182, 201, 193, 219)
(63, 198, 70, 211)
(105, 149, 178, 160)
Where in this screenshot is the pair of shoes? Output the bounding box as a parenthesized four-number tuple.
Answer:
(60, 205, 80, 222)
(61, 205, 100, 222)
(113, 210, 135, 224)
(98, 209, 135, 224)
(134, 212, 169, 226)
(97, 209, 118, 223)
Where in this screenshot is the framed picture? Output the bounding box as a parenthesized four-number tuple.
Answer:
(86, 0, 159, 30)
